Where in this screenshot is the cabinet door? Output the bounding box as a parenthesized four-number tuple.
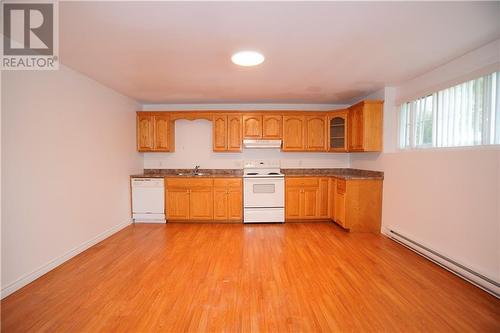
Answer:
(154, 115, 171, 151)
(242, 115, 262, 138)
(285, 187, 301, 219)
(349, 105, 364, 151)
(166, 189, 190, 220)
(302, 187, 318, 218)
(329, 178, 336, 220)
(189, 188, 213, 220)
(328, 111, 348, 152)
(137, 114, 154, 151)
(213, 187, 228, 220)
(305, 116, 327, 151)
(334, 180, 346, 228)
(262, 115, 282, 139)
(227, 186, 243, 220)
(227, 115, 242, 151)
(282, 116, 305, 151)
(318, 178, 330, 218)
(213, 115, 227, 151)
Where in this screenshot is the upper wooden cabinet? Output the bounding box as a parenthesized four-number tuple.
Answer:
(136, 112, 175, 152)
(213, 114, 242, 152)
(283, 114, 327, 151)
(262, 115, 282, 138)
(137, 114, 154, 151)
(348, 101, 383, 152)
(328, 110, 348, 152)
(242, 114, 283, 139)
(282, 116, 305, 151)
(305, 116, 327, 151)
(137, 101, 382, 153)
(242, 115, 262, 138)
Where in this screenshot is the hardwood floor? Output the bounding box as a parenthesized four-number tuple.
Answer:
(2, 223, 499, 332)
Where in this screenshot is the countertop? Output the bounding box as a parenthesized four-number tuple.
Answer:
(131, 169, 244, 178)
(281, 168, 383, 180)
(131, 168, 383, 180)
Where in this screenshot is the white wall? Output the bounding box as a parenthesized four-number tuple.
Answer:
(351, 40, 500, 283)
(1, 65, 142, 297)
(144, 119, 350, 169)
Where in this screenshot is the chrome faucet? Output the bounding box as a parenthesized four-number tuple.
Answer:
(193, 165, 200, 174)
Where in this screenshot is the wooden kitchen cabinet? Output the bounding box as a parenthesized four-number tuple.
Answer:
(136, 112, 175, 152)
(189, 187, 213, 220)
(318, 178, 329, 218)
(329, 178, 336, 220)
(212, 114, 242, 152)
(137, 114, 154, 151)
(334, 179, 347, 228)
(328, 110, 348, 152)
(242, 114, 282, 139)
(166, 178, 213, 221)
(137, 100, 382, 153)
(305, 116, 327, 151)
(213, 115, 227, 151)
(348, 100, 383, 152)
(262, 115, 282, 139)
(283, 114, 327, 151)
(242, 115, 262, 138)
(332, 177, 383, 232)
(282, 116, 305, 151)
(213, 178, 243, 221)
(166, 188, 190, 220)
(166, 178, 241, 222)
(227, 115, 242, 151)
(285, 177, 330, 220)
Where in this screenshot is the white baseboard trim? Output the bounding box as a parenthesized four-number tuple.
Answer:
(1, 220, 132, 299)
(387, 228, 500, 298)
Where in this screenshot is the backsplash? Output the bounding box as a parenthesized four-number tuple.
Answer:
(143, 119, 350, 169)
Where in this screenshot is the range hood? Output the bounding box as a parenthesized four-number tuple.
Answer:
(243, 139, 282, 149)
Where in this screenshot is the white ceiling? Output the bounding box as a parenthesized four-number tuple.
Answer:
(59, 1, 500, 104)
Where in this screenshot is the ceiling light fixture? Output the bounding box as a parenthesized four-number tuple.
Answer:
(231, 51, 265, 67)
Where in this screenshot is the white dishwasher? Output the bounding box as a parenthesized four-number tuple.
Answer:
(131, 178, 166, 223)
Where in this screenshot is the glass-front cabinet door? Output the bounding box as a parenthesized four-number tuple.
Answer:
(328, 110, 348, 152)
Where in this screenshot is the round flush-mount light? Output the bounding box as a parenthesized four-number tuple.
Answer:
(231, 51, 265, 67)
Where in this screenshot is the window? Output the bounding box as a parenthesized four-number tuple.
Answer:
(399, 72, 499, 149)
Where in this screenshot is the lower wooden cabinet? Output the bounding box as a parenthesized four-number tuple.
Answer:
(285, 177, 330, 220)
(164, 175, 381, 231)
(213, 179, 243, 221)
(166, 188, 190, 219)
(189, 187, 213, 220)
(166, 177, 242, 222)
(330, 177, 382, 232)
(285, 176, 382, 232)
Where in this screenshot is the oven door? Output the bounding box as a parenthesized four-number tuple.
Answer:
(244, 177, 284, 208)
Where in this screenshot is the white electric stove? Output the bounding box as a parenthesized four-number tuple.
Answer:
(243, 160, 285, 223)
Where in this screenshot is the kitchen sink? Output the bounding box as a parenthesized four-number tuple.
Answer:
(176, 172, 207, 176)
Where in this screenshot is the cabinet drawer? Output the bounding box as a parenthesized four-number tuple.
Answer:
(337, 179, 346, 193)
(166, 178, 214, 188)
(165, 178, 189, 188)
(286, 177, 319, 187)
(189, 179, 214, 187)
(213, 178, 242, 187)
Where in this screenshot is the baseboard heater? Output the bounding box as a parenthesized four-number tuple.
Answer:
(388, 229, 499, 298)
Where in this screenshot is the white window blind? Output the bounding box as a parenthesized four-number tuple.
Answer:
(399, 72, 499, 149)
